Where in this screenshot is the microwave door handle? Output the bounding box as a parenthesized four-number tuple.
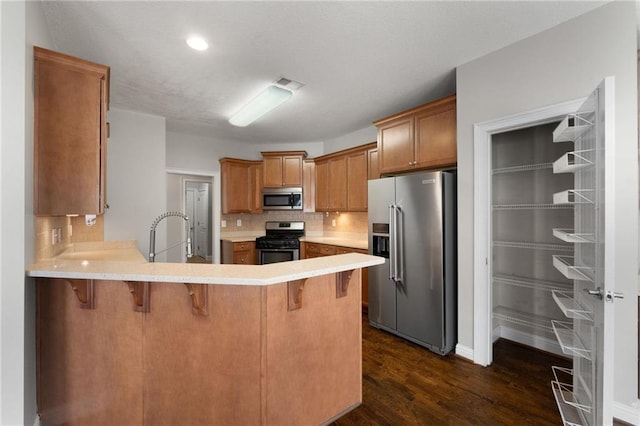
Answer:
(289, 193, 294, 209)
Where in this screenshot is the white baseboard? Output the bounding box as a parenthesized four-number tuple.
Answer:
(613, 400, 640, 425)
(455, 343, 474, 361)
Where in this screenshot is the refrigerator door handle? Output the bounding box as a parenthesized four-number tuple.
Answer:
(388, 204, 396, 281)
(395, 205, 404, 283)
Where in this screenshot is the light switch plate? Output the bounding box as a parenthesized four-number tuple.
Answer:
(221, 220, 227, 228)
(236, 219, 242, 227)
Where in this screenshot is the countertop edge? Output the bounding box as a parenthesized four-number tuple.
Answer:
(27, 253, 384, 286)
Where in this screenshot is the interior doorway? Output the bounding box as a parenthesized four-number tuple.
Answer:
(185, 180, 212, 261)
(165, 171, 219, 264)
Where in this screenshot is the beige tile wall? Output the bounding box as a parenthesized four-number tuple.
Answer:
(220, 211, 368, 239)
(35, 215, 104, 260)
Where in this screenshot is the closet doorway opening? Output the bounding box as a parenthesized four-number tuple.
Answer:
(473, 98, 585, 367)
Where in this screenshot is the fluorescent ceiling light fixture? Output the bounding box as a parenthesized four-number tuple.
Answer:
(229, 85, 293, 127)
(186, 36, 208, 51)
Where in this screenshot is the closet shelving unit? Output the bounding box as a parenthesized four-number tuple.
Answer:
(491, 122, 575, 351)
(549, 105, 598, 426)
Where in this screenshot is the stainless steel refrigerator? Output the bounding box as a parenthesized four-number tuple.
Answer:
(368, 171, 457, 355)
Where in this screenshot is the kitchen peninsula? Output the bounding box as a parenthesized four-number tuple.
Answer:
(27, 241, 383, 425)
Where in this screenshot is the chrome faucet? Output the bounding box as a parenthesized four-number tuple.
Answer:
(148, 211, 193, 262)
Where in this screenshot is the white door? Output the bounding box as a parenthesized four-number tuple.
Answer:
(196, 187, 209, 258)
(551, 77, 617, 425)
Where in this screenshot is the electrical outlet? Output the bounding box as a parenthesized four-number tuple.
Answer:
(221, 220, 227, 228)
(51, 229, 57, 245)
(331, 219, 336, 227)
(236, 219, 242, 227)
(56, 227, 62, 243)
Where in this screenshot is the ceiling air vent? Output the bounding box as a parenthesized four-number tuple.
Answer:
(275, 77, 305, 91)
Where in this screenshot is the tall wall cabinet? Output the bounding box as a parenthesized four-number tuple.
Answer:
(34, 46, 110, 216)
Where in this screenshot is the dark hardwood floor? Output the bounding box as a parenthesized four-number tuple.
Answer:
(333, 316, 572, 425)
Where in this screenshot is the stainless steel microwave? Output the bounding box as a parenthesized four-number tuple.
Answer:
(262, 187, 303, 210)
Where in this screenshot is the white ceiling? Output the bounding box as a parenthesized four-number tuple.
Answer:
(40, 1, 609, 144)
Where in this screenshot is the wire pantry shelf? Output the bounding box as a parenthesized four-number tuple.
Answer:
(551, 321, 591, 360)
(552, 256, 594, 282)
(552, 291, 592, 321)
(493, 240, 573, 252)
(492, 274, 571, 293)
(551, 367, 590, 426)
(552, 229, 595, 244)
(553, 189, 594, 205)
(553, 151, 594, 174)
(553, 113, 594, 143)
(493, 203, 574, 211)
(492, 162, 553, 175)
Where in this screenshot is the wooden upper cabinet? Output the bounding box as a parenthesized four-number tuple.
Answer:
(302, 160, 315, 212)
(34, 46, 110, 216)
(314, 142, 375, 212)
(368, 148, 379, 180)
(374, 94, 456, 175)
(220, 158, 258, 214)
(414, 98, 457, 170)
(261, 151, 307, 187)
(328, 156, 348, 211)
(249, 162, 263, 213)
(376, 116, 414, 175)
(347, 149, 368, 211)
(314, 160, 329, 211)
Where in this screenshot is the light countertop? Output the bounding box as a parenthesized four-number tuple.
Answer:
(27, 240, 383, 286)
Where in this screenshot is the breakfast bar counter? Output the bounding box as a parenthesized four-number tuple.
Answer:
(28, 241, 383, 426)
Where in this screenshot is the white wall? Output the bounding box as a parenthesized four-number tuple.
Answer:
(1, 1, 27, 424)
(323, 125, 377, 154)
(166, 129, 325, 173)
(105, 109, 167, 260)
(456, 0, 638, 414)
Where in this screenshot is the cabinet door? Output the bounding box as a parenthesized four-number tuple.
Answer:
(34, 48, 109, 215)
(414, 99, 456, 169)
(315, 161, 329, 211)
(282, 155, 303, 187)
(249, 162, 263, 213)
(220, 160, 251, 213)
(377, 116, 414, 175)
(347, 150, 368, 211)
(328, 156, 348, 211)
(262, 156, 283, 187)
(303, 160, 315, 212)
(368, 148, 379, 180)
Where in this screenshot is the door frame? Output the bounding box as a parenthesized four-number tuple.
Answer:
(472, 98, 585, 367)
(166, 168, 221, 264)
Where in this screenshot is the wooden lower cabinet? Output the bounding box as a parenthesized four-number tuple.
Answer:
(221, 240, 256, 265)
(37, 276, 363, 425)
(303, 242, 369, 311)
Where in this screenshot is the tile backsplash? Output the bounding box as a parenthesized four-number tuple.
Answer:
(220, 211, 368, 239)
(35, 215, 104, 260)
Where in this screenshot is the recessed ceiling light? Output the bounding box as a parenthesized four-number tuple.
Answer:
(186, 36, 208, 51)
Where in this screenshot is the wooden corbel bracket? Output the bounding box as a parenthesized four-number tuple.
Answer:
(336, 270, 355, 299)
(287, 279, 307, 311)
(65, 279, 95, 309)
(125, 281, 150, 313)
(183, 283, 208, 316)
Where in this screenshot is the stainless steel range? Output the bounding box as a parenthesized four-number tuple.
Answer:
(256, 221, 305, 265)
